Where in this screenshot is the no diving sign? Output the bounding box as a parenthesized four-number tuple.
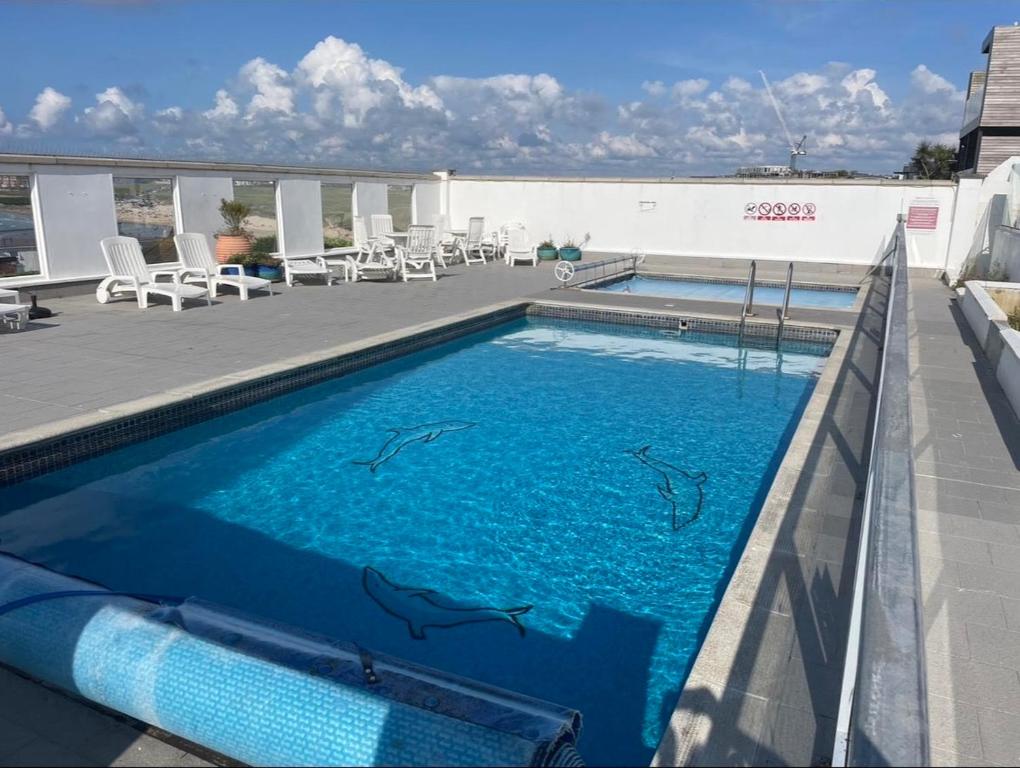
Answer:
(744, 201, 816, 222)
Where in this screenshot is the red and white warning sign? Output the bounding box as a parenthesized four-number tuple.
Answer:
(906, 204, 939, 230)
(744, 201, 816, 222)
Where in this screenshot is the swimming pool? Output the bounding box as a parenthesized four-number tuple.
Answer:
(0, 316, 827, 766)
(591, 274, 858, 309)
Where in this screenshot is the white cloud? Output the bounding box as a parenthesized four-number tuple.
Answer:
(0, 108, 12, 136)
(0, 36, 968, 175)
(204, 89, 240, 121)
(641, 80, 666, 96)
(28, 87, 71, 130)
(671, 78, 709, 98)
(82, 86, 143, 136)
(240, 57, 294, 117)
(841, 69, 889, 109)
(911, 64, 963, 99)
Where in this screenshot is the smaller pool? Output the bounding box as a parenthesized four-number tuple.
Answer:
(591, 274, 857, 310)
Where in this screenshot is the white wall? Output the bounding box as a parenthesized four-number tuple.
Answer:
(277, 178, 323, 256)
(414, 182, 441, 228)
(448, 178, 957, 268)
(34, 170, 118, 280)
(176, 175, 234, 256)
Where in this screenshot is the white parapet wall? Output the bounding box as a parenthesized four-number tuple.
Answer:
(959, 280, 1020, 418)
(446, 176, 958, 268)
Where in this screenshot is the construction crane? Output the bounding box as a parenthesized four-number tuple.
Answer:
(759, 70, 808, 173)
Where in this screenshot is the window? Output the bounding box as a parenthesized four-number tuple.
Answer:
(387, 184, 413, 231)
(113, 177, 176, 264)
(0, 175, 40, 278)
(232, 179, 278, 253)
(322, 183, 353, 248)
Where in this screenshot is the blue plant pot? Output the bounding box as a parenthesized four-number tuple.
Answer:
(537, 247, 559, 261)
(256, 265, 282, 281)
(559, 247, 582, 262)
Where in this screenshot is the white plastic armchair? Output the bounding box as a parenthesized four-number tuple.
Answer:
(348, 216, 396, 281)
(498, 221, 526, 264)
(396, 225, 438, 282)
(370, 214, 397, 251)
(457, 217, 494, 265)
(505, 226, 538, 267)
(97, 236, 209, 311)
(432, 214, 455, 268)
(174, 233, 273, 300)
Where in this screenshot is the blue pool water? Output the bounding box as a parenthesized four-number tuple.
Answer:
(594, 274, 857, 309)
(0, 317, 826, 766)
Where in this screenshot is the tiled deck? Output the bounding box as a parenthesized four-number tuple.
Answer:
(910, 280, 1020, 767)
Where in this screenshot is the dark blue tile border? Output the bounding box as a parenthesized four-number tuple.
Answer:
(0, 302, 836, 487)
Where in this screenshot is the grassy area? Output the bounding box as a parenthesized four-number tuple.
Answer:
(322, 183, 353, 242)
(388, 185, 413, 231)
(232, 181, 277, 237)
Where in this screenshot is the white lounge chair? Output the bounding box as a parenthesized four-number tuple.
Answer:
(174, 233, 273, 300)
(0, 289, 29, 332)
(348, 217, 397, 281)
(97, 236, 209, 311)
(505, 226, 538, 267)
(396, 226, 438, 282)
(457, 217, 494, 265)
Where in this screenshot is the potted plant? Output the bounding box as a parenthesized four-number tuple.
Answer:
(251, 235, 282, 281)
(215, 199, 253, 264)
(227, 252, 282, 281)
(559, 237, 582, 262)
(537, 237, 559, 261)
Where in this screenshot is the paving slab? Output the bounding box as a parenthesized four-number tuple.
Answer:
(910, 278, 1020, 767)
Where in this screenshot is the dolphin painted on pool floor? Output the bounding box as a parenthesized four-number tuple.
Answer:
(362, 566, 532, 640)
(353, 421, 477, 472)
(627, 445, 708, 531)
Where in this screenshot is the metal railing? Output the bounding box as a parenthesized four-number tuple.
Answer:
(737, 260, 757, 344)
(554, 252, 642, 288)
(776, 262, 793, 346)
(833, 219, 928, 766)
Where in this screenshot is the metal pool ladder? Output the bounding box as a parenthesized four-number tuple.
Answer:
(737, 260, 757, 345)
(776, 262, 794, 348)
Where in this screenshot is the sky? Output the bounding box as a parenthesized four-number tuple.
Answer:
(0, 0, 1016, 175)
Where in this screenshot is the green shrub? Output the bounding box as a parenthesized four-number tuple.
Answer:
(1009, 307, 1020, 332)
(324, 236, 353, 248)
(251, 235, 278, 254)
(218, 199, 252, 236)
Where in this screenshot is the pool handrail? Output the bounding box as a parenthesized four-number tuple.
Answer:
(776, 262, 794, 347)
(833, 218, 929, 766)
(737, 260, 756, 345)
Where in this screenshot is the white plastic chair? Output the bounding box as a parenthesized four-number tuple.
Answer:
(432, 214, 455, 268)
(457, 217, 494, 265)
(348, 216, 397, 281)
(97, 236, 209, 311)
(174, 233, 272, 300)
(498, 221, 526, 264)
(396, 226, 438, 282)
(370, 214, 397, 250)
(505, 227, 538, 267)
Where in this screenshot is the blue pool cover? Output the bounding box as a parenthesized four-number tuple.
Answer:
(0, 554, 582, 767)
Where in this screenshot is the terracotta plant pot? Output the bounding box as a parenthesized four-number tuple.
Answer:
(215, 234, 252, 264)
